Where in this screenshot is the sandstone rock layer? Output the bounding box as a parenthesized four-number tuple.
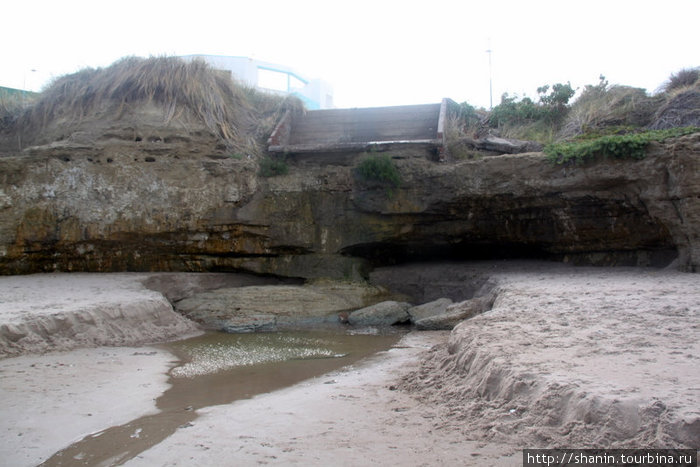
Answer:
(1, 133, 698, 276)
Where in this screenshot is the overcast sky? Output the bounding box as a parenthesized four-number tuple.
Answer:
(3, 0, 698, 109)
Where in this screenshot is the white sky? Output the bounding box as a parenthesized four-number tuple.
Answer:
(3, 0, 698, 109)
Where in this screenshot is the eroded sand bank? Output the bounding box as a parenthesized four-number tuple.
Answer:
(0, 273, 202, 356)
(397, 264, 700, 450)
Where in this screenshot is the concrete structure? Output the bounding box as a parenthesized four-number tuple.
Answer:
(0, 86, 38, 105)
(268, 99, 450, 160)
(181, 55, 333, 110)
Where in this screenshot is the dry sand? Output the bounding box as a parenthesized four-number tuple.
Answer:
(0, 264, 698, 466)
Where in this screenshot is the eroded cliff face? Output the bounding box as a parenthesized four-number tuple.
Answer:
(1, 133, 698, 277)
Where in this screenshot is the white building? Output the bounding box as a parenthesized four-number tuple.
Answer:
(181, 55, 333, 109)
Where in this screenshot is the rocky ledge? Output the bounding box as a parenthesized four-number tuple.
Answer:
(0, 129, 698, 276)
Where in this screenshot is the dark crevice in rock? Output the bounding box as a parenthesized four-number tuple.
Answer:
(342, 241, 677, 271)
(342, 241, 554, 267)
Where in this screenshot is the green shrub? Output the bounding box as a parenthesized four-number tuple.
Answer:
(355, 154, 400, 187)
(538, 83, 576, 108)
(452, 101, 481, 129)
(545, 127, 700, 165)
(259, 156, 288, 176)
(489, 82, 575, 129)
(445, 100, 487, 144)
(489, 94, 538, 127)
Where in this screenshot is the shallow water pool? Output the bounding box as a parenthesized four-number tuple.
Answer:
(41, 327, 404, 466)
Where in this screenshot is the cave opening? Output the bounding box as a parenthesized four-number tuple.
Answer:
(341, 241, 554, 267)
(341, 241, 679, 269)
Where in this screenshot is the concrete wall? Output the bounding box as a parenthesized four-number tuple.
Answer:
(287, 104, 442, 145)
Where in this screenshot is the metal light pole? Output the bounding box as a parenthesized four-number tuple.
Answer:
(486, 41, 493, 110)
(22, 69, 37, 107)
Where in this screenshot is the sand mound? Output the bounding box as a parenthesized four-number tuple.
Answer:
(0, 56, 302, 155)
(0, 273, 201, 357)
(399, 265, 699, 449)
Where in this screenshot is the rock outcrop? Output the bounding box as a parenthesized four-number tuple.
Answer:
(406, 298, 453, 322)
(649, 88, 700, 130)
(448, 135, 543, 156)
(1, 127, 698, 276)
(414, 292, 497, 330)
(347, 301, 412, 327)
(174, 281, 393, 332)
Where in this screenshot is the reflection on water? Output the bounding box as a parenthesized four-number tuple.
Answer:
(170, 332, 347, 378)
(40, 328, 403, 467)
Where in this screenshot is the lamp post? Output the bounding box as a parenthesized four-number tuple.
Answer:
(486, 41, 493, 110)
(22, 69, 37, 107)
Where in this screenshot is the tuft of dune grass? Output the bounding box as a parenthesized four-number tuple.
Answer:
(7, 56, 304, 154)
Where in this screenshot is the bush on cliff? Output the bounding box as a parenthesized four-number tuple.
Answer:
(658, 67, 699, 93)
(489, 82, 575, 128)
(355, 154, 401, 191)
(259, 156, 289, 177)
(451, 68, 698, 148)
(487, 82, 575, 143)
(558, 76, 662, 139)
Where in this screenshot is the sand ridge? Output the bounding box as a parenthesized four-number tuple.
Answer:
(400, 266, 700, 449)
(0, 273, 201, 357)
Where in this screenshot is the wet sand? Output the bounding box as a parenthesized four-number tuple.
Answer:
(0, 330, 516, 467)
(0, 264, 698, 466)
(39, 330, 404, 466)
(124, 332, 521, 467)
(0, 346, 175, 467)
(396, 263, 700, 450)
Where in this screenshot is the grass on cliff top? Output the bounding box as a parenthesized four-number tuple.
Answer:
(544, 127, 700, 165)
(8, 56, 304, 154)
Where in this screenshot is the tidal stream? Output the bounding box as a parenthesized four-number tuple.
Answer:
(40, 328, 403, 466)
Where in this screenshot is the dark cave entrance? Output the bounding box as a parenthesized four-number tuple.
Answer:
(341, 240, 678, 269)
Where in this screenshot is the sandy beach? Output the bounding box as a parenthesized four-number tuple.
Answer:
(125, 331, 521, 467)
(0, 346, 175, 467)
(397, 264, 700, 450)
(0, 263, 697, 466)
